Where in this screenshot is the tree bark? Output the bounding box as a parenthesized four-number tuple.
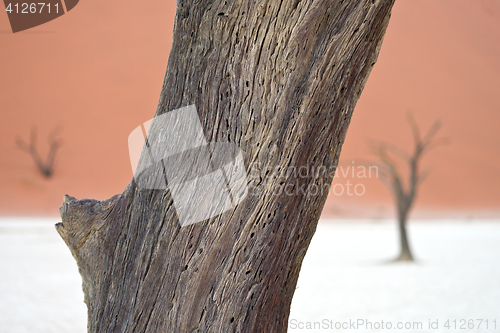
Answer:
(56, 0, 395, 332)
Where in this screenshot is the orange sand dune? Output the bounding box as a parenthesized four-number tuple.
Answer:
(0, 0, 176, 215)
(324, 0, 500, 218)
(0, 0, 499, 218)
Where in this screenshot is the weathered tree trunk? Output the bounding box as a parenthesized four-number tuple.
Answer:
(56, 0, 394, 332)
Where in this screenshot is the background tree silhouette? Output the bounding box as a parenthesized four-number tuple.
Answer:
(16, 127, 62, 178)
(370, 113, 448, 261)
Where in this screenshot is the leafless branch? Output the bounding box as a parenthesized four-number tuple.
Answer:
(367, 139, 411, 161)
(406, 112, 421, 150)
(368, 114, 447, 215)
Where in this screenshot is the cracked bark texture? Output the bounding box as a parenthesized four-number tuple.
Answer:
(56, 0, 395, 332)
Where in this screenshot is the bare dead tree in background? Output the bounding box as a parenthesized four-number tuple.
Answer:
(16, 127, 62, 178)
(56, 1, 396, 331)
(370, 113, 447, 262)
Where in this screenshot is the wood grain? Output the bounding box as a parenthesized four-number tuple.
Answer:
(56, 0, 395, 331)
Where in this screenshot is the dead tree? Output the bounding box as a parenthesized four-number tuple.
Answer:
(56, 1, 395, 332)
(370, 113, 447, 262)
(16, 127, 62, 178)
